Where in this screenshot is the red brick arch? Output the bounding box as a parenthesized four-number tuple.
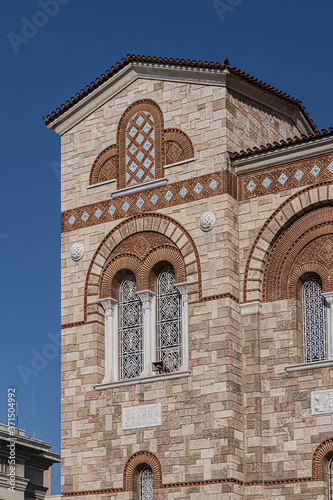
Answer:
(143, 246, 187, 290)
(123, 451, 162, 491)
(312, 438, 333, 481)
(164, 128, 194, 165)
(83, 213, 201, 324)
(243, 181, 333, 303)
(117, 99, 164, 188)
(263, 209, 333, 302)
(89, 144, 118, 186)
(99, 254, 142, 299)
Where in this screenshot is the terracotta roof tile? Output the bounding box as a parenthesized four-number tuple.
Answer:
(43, 54, 316, 131)
(229, 127, 333, 160)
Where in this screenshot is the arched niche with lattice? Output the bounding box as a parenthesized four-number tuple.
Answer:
(89, 99, 194, 188)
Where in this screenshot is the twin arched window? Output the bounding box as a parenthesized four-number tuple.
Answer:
(115, 267, 185, 381)
(302, 276, 329, 363)
(119, 276, 143, 379)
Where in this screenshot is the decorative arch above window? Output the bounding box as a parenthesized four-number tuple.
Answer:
(97, 233, 188, 386)
(89, 99, 194, 190)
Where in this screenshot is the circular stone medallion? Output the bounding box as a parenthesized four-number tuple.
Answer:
(70, 242, 84, 261)
(199, 212, 216, 232)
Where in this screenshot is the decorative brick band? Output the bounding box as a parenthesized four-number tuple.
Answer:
(61, 170, 236, 233)
(239, 151, 333, 201)
(61, 438, 333, 496)
(60, 476, 317, 496)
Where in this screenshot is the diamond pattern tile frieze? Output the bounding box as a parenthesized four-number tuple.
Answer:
(240, 152, 333, 200)
(62, 171, 231, 233)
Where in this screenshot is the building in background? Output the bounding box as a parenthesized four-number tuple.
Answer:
(45, 54, 333, 499)
(0, 423, 60, 500)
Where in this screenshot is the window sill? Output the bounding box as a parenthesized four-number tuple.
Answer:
(87, 178, 116, 189)
(94, 370, 190, 390)
(111, 178, 167, 198)
(285, 359, 333, 372)
(163, 158, 195, 169)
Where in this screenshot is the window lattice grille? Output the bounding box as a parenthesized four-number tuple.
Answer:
(126, 111, 155, 186)
(302, 276, 327, 362)
(140, 466, 153, 500)
(157, 268, 181, 372)
(119, 275, 143, 379)
(329, 458, 333, 499)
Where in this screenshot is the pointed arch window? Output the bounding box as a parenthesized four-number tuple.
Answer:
(157, 268, 182, 372)
(140, 466, 153, 500)
(119, 275, 143, 379)
(126, 111, 155, 186)
(302, 277, 327, 362)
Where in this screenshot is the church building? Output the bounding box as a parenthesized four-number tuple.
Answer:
(45, 54, 333, 499)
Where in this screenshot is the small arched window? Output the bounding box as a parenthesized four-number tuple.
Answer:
(302, 276, 327, 362)
(119, 275, 143, 379)
(126, 111, 155, 186)
(140, 466, 153, 500)
(329, 457, 333, 499)
(157, 267, 182, 372)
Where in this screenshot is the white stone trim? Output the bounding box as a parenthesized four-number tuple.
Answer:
(285, 359, 333, 372)
(87, 178, 116, 189)
(175, 282, 188, 371)
(240, 301, 262, 315)
(137, 290, 155, 377)
(94, 370, 190, 390)
(47, 62, 312, 136)
(111, 178, 167, 198)
(99, 298, 118, 383)
(233, 136, 333, 175)
(163, 158, 195, 169)
(323, 292, 333, 359)
(311, 389, 333, 415)
(122, 403, 161, 430)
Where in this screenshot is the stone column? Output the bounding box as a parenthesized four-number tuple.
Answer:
(175, 282, 188, 370)
(136, 290, 155, 377)
(99, 297, 118, 383)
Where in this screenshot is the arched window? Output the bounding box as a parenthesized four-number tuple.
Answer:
(126, 111, 155, 186)
(119, 275, 143, 379)
(329, 457, 333, 499)
(140, 466, 153, 500)
(302, 276, 327, 362)
(157, 268, 182, 372)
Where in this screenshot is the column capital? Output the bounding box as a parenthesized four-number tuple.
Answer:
(323, 291, 333, 304)
(137, 290, 155, 310)
(175, 282, 188, 302)
(99, 297, 118, 317)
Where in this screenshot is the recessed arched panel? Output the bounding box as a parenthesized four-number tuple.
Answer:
(123, 451, 162, 492)
(83, 213, 201, 324)
(243, 181, 333, 303)
(117, 100, 164, 189)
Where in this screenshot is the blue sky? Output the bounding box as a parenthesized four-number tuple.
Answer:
(1, 0, 332, 494)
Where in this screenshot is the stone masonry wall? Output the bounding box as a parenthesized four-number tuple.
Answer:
(59, 73, 333, 499)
